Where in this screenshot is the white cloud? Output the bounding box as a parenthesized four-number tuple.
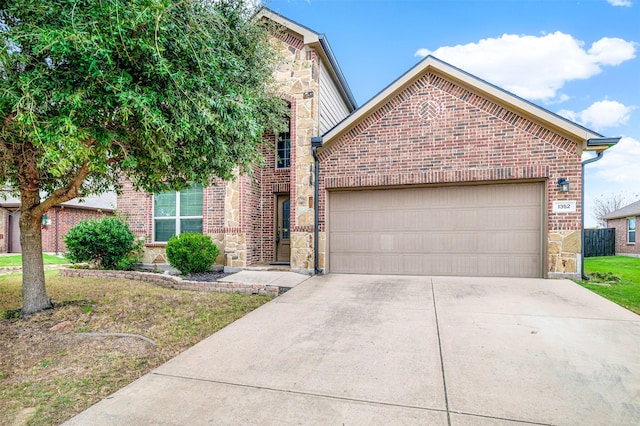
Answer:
(588, 37, 637, 65)
(588, 137, 640, 184)
(607, 0, 632, 6)
(558, 100, 635, 130)
(545, 93, 571, 105)
(415, 32, 636, 101)
(583, 136, 640, 226)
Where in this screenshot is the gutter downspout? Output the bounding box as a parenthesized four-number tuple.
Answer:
(311, 136, 323, 275)
(581, 151, 604, 281)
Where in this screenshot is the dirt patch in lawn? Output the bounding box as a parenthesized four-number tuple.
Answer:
(0, 272, 272, 426)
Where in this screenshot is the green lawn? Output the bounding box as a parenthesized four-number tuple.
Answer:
(580, 256, 640, 315)
(0, 254, 69, 268)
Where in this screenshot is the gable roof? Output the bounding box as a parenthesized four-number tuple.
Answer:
(604, 199, 640, 220)
(320, 55, 616, 152)
(0, 192, 117, 211)
(256, 7, 357, 111)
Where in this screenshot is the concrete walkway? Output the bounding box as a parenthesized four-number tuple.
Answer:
(66, 274, 640, 425)
(219, 270, 311, 289)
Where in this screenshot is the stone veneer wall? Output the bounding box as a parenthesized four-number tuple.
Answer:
(270, 29, 320, 273)
(318, 71, 584, 278)
(548, 230, 581, 278)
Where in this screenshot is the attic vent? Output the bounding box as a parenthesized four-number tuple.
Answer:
(417, 100, 441, 122)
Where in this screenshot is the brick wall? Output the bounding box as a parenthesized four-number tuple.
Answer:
(41, 207, 113, 253)
(0, 206, 111, 254)
(117, 178, 153, 242)
(608, 217, 640, 256)
(318, 71, 584, 276)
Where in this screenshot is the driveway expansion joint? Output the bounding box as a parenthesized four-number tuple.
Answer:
(431, 277, 451, 426)
(150, 372, 447, 415)
(449, 410, 554, 426)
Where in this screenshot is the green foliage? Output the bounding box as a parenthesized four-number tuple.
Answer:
(64, 217, 137, 270)
(116, 238, 145, 271)
(0, 0, 288, 196)
(1, 0, 287, 313)
(166, 233, 220, 275)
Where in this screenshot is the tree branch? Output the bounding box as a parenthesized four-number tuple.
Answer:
(36, 162, 92, 215)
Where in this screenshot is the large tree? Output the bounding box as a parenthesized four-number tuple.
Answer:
(0, 0, 287, 314)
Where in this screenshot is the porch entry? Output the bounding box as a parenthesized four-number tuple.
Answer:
(275, 195, 291, 263)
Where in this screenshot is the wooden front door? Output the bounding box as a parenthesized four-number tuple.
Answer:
(275, 195, 290, 263)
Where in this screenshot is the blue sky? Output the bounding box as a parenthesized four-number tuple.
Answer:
(264, 0, 639, 227)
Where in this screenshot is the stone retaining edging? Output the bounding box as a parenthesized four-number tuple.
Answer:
(58, 268, 279, 297)
(0, 265, 68, 275)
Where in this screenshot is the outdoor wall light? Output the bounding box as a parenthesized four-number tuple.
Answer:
(557, 178, 570, 193)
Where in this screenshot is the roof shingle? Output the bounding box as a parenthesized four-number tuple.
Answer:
(604, 199, 640, 220)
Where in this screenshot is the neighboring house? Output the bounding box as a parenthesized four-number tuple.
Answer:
(604, 200, 640, 257)
(118, 8, 618, 279)
(0, 193, 116, 254)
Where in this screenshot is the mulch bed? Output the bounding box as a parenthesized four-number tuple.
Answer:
(182, 271, 234, 282)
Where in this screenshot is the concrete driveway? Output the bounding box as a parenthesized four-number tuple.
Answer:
(66, 275, 640, 425)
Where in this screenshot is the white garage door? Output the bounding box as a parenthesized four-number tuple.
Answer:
(328, 183, 543, 277)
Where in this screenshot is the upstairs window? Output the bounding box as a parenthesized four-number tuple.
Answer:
(276, 129, 291, 169)
(276, 109, 291, 169)
(628, 218, 636, 244)
(153, 184, 203, 242)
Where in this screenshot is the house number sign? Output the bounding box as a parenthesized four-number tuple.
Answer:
(552, 200, 577, 213)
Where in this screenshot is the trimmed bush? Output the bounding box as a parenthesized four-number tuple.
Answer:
(166, 233, 220, 275)
(64, 216, 138, 270)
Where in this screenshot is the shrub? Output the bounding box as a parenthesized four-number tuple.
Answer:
(116, 238, 145, 271)
(64, 216, 137, 270)
(165, 233, 220, 275)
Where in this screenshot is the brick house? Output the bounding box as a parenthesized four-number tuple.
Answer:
(118, 9, 618, 279)
(0, 193, 116, 254)
(605, 200, 640, 257)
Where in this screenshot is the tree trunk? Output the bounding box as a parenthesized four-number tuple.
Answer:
(20, 209, 51, 315)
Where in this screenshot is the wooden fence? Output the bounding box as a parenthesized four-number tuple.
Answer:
(584, 228, 615, 257)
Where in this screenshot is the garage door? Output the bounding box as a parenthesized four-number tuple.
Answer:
(328, 183, 543, 277)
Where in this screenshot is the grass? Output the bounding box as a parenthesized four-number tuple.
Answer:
(0, 271, 272, 425)
(579, 256, 640, 315)
(0, 254, 69, 268)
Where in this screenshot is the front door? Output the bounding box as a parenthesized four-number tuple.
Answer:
(275, 195, 290, 263)
(8, 211, 21, 253)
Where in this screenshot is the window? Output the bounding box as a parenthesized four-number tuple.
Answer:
(276, 112, 291, 169)
(282, 199, 290, 239)
(153, 184, 203, 242)
(628, 218, 636, 244)
(276, 130, 290, 169)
